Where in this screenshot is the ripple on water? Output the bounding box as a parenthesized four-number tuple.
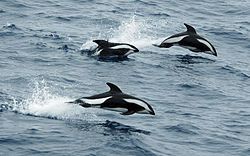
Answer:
(220, 65, 250, 79)
(0, 9, 5, 13)
(164, 124, 200, 135)
(101, 120, 151, 135)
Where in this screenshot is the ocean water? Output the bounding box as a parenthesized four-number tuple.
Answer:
(0, 0, 250, 155)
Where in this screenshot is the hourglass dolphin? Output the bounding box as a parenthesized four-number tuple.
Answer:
(154, 23, 217, 56)
(90, 40, 139, 58)
(68, 82, 155, 115)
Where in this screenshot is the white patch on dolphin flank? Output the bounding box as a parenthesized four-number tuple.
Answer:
(197, 39, 215, 53)
(80, 97, 111, 106)
(163, 35, 188, 44)
(123, 98, 150, 112)
(110, 45, 135, 50)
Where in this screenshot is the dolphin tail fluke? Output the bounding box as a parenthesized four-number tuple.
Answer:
(66, 99, 92, 108)
(66, 101, 75, 104)
(152, 44, 161, 47)
(153, 43, 173, 48)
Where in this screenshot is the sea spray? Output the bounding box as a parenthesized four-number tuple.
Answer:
(81, 15, 163, 51)
(10, 79, 98, 121)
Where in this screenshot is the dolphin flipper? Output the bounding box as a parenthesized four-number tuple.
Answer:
(67, 99, 92, 108)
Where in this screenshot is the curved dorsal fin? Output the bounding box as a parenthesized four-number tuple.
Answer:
(93, 40, 109, 47)
(184, 23, 196, 34)
(106, 82, 122, 93)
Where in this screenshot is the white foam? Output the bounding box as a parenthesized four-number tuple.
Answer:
(81, 15, 162, 51)
(10, 79, 98, 121)
(109, 15, 158, 49)
(80, 39, 98, 51)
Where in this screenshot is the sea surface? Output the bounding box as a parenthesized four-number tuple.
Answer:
(0, 0, 250, 155)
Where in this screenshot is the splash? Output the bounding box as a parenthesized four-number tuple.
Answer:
(81, 15, 163, 50)
(110, 15, 147, 46)
(10, 79, 98, 121)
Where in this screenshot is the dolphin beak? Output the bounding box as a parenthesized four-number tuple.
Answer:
(150, 110, 155, 115)
(133, 48, 139, 52)
(213, 51, 217, 56)
(206, 50, 217, 56)
(208, 51, 217, 56)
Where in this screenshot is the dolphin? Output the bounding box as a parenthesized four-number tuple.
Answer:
(90, 40, 139, 58)
(68, 82, 155, 115)
(154, 23, 217, 56)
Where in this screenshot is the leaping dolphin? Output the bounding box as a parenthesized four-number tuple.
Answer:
(90, 40, 139, 58)
(154, 23, 217, 56)
(68, 82, 155, 115)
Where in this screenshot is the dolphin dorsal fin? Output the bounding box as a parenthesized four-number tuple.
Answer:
(106, 82, 122, 93)
(93, 40, 108, 47)
(184, 23, 196, 34)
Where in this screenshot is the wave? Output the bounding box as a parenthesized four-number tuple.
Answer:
(2, 23, 20, 30)
(101, 120, 150, 135)
(0, 23, 23, 37)
(0, 9, 5, 13)
(164, 124, 200, 135)
(220, 65, 250, 79)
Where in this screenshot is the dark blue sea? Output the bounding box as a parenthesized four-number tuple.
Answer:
(1, 0, 250, 155)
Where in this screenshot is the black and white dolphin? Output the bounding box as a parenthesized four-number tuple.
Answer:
(90, 40, 139, 58)
(154, 23, 217, 56)
(68, 82, 155, 115)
